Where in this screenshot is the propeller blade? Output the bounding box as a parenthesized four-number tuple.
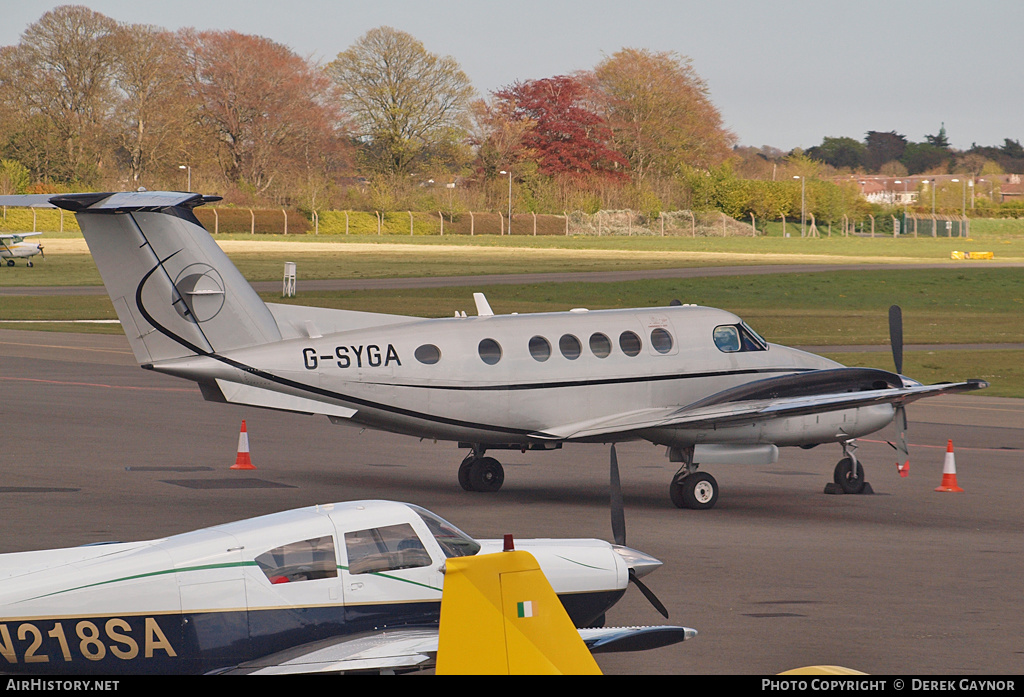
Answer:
(888, 305, 904, 375)
(629, 570, 669, 619)
(610, 444, 625, 546)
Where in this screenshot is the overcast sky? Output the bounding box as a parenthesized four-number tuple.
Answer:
(3, 1, 1021, 152)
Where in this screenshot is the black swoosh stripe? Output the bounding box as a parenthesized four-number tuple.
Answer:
(129, 230, 808, 438)
(379, 367, 810, 392)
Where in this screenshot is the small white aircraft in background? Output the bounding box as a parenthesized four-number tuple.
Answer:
(0, 500, 691, 675)
(0, 192, 987, 510)
(0, 231, 43, 267)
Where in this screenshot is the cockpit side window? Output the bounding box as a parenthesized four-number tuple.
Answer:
(344, 523, 432, 575)
(713, 326, 741, 352)
(255, 536, 337, 584)
(714, 323, 768, 353)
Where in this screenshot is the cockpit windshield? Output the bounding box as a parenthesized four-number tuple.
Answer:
(740, 322, 768, 350)
(410, 505, 481, 558)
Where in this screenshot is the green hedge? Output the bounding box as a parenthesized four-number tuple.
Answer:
(0, 208, 79, 233)
(315, 210, 442, 235)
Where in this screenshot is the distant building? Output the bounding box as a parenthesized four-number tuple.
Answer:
(837, 174, 1021, 206)
(848, 176, 921, 206)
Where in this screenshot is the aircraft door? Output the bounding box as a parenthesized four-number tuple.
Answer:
(642, 312, 680, 357)
(336, 520, 444, 632)
(243, 519, 346, 657)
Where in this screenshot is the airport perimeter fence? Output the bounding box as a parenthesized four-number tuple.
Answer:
(0, 204, 973, 239)
(194, 208, 762, 237)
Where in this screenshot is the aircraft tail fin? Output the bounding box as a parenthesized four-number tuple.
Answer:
(436, 547, 602, 675)
(52, 192, 282, 364)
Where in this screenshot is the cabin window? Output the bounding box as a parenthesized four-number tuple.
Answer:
(529, 335, 551, 362)
(411, 504, 481, 558)
(415, 344, 441, 364)
(619, 331, 642, 357)
(589, 333, 612, 358)
(255, 536, 338, 584)
(650, 328, 674, 354)
(344, 523, 432, 575)
(478, 338, 502, 365)
(559, 334, 582, 360)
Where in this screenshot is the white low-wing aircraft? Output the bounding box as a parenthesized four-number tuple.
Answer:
(0, 231, 43, 266)
(0, 500, 692, 675)
(0, 192, 987, 509)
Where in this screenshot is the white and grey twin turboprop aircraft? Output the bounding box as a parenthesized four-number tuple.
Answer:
(0, 231, 43, 266)
(0, 191, 987, 509)
(0, 500, 690, 675)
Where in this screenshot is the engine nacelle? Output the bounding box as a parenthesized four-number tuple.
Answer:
(653, 404, 897, 449)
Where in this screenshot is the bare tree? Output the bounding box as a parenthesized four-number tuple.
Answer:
(0, 5, 120, 183)
(111, 26, 196, 186)
(327, 26, 475, 175)
(469, 97, 535, 177)
(184, 30, 342, 196)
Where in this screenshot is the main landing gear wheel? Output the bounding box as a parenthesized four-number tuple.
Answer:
(670, 472, 719, 510)
(459, 455, 504, 492)
(833, 456, 866, 494)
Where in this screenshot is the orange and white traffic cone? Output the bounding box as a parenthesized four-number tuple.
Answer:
(231, 420, 255, 470)
(934, 439, 963, 493)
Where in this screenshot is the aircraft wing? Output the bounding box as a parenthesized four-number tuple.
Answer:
(533, 373, 988, 441)
(219, 628, 439, 675)
(218, 623, 695, 675)
(0, 232, 43, 239)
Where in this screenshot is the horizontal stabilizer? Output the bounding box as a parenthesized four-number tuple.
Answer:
(580, 625, 697, 654)
(214, 380, 357, 418)
(0, 191, 217, 210)
(0, 194, 59, 208)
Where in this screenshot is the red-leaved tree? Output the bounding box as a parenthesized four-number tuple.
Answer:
(491, 75, 627, 179)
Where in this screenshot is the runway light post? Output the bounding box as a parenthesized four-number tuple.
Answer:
(178, 165, 191, 192)
(499, 169, 512, 235)
(895, 178, 909, 220)
(951, 178, 967, 218)
(793, 175, 805, 237)
(930, 178, 937, 237)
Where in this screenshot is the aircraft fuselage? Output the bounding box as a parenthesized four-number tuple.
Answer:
(0, 502, 630, 675)
(152, 304, 893, 448)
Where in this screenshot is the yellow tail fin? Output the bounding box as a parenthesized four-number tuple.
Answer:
(436, 549, 602, 675)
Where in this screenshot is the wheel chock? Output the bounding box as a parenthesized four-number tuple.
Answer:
(824, 481, 874, 495)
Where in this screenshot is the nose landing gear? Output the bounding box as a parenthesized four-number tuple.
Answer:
(827, 441, 873, 495)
